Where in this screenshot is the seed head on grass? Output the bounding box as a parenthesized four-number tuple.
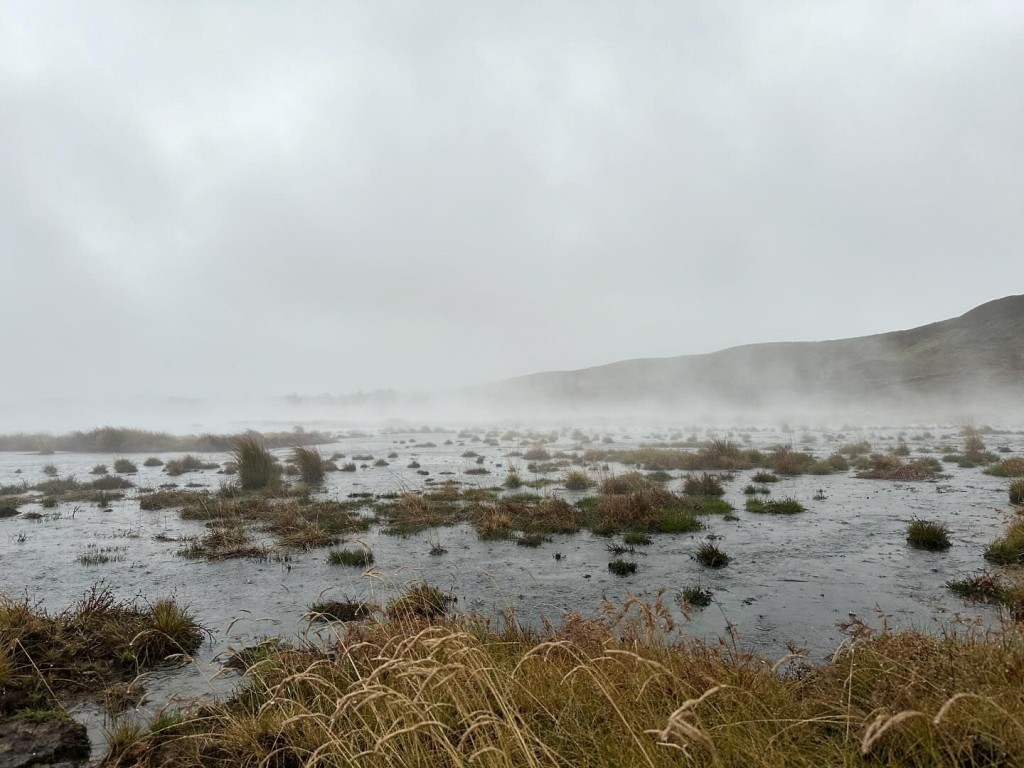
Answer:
(906, 518, 951, 551)
(233, 434, 278, 491)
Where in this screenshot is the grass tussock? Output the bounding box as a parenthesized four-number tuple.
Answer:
(984, 457, 1024, 478)
(102, 593, 1024, 768)
(562, 469, 594, 491)
(306, 599, 373, 623)
(1010, 478, 1024, 506)
(326, 547, 374, 567)
(232, 434, 278, 491)
(112, 458, 137, 474)
(0, 586, 203, 716)
(290, 445, 325, 485)
(745, 497, 806, 515)
(984, 516, 1024, 566)
(695, 540, 730, 567)
(906, 519, 952, 551)
(855, 455, 942, 481)
(164, 455, 219, 476)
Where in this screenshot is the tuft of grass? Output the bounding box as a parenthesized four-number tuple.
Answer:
(143, 457, 164, 467)
(607, 559, 637, 576)
(946, 572, 1007, 604)
(906, 518, 951, 551)
(233, 434, 278, 491)
(683, 472, 725, 497)
(99, 593, 1024, 767)
(984, 457, 1024, 477)
(42, 463, 58, 477)
(695, 540, 730, 567)
(745, 497, 806, 514)
(113, 458, 137, 474)
(623, 531, 652, 546)
(91, 464, 108, 475)
(679, 585, 713, 608)
(563, 469, 594, 491)
(326, 546, 374, 567)
(751, 471, 778, 483)
(984, 517, 1024, 565)
(385, 582, 455, 620)
(516, 533, 549, 548)
(1010, 479, 1024, 506)
(291, 445, 325, 485)
(307, 600, 373, 623)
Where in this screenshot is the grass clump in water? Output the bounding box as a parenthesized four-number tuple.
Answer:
(327, 546, 374, 567)
(563, 469, 594, 491)
(0, 586, 204, 717)
(90, 464, 108, 475)
(112, 458, 137, 474)
(984, 517, 1024, 566)
(984, 457, 1024, 477)
(385, 582, 455, 620)
(745, 497, 805, 514)
(751, 471, 778, 483)
(607, 559, 637, 576)
(695, 540, 730, 567)
(233, 434, 278, 491)
(143, 457, 163, 467)
(100, 593, 1024, 768)
(291, 445, 325, 485)
(306, 599, 373, 622)
(683, 472, 725, 497)
(906, 518, 951, 551)
(679, 585, 713, 608)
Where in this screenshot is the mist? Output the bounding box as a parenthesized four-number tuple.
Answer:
(3, 2, 1023, 433)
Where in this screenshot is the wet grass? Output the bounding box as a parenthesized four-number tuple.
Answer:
(906, 519, 952, 551)
(745, 497, 806, 514)
(103, 594, 1024, 768)
(751, 471, 779, 483)
(679, 584, 713, 607)
(0, 586, 204, 717)
(164, 455, 219, 476)
(695, 540, 730, 567)
(232, 434, 278, 491)
(290, 445, 325, 485)
(683, 472, 725, 497)
(1010, 479, 1024, 506)
(607, 559, 637, 576)
(113, 457, 137, 473)
(385, 582, 455, 620)
(563, 469, 594, 490)
(306, 599, 373, 622)
(326, 547, 374, 567)
(984, 517, 1024, 566)
(984, 457, 1024, 477)
(855, 455, 942, 481)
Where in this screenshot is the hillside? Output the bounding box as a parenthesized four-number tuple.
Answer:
(483, 295, 1024, 417)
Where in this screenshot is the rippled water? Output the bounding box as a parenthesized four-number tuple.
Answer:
(1, 423, 1020, 754)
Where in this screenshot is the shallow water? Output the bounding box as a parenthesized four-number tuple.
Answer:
(1, 424, 1020, 754)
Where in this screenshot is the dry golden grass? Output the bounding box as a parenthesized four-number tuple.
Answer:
(104, 594, 1024, 767)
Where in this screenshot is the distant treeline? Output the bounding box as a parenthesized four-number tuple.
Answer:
(0, 426, 335, 454)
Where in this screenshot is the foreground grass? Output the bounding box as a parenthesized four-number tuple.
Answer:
(0, 586, 204, 716)
(104, 596, 1024, 767)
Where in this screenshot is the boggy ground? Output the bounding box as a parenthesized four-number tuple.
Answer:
(0, 586, 205, 765)
(103, 593, 1024, 767)
(1, 422, 1023, 762)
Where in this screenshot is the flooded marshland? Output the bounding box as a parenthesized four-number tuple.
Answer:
(1, 423, 1022, 753)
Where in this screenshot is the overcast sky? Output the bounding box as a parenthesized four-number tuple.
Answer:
(2, 2, 1022, 408)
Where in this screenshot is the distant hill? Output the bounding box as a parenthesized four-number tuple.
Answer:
(480, 295, 1024, 420)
